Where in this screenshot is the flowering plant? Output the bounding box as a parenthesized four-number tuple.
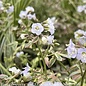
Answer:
(0, 0, 86, 86)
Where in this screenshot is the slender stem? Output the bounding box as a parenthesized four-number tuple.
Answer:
(38, 45, 47, 74)
(81, 69, 86, 86)
(79, 62, 83, 76)
(38, 55, 43, 72)
(7, 73, 20, 84)
(57, 60, 70, 75)
(75, 77, 81, 86)
(12, 0, 16, 25)
(0, 63, 11, 76)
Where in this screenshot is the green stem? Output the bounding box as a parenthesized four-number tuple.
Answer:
(57, 60, 70, 75)
(38, 55, 43, 72)
(38, 45, 47, 74)
(75, 77, 81, 86)
(0, 63, 11, 76)
(12, 0, 16, 26)
(79, 62, 83, 76)
(7, 73, 20, 84)
(81, 69, 86, 86)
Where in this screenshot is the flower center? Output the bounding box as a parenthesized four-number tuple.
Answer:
(71, 48, 76, 55)
(82, 52, 86, 58)
(35, 26, 39, 30)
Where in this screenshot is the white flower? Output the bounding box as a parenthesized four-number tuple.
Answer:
(16, 51, 24, 57)
(19, 11, 27, 19)
(46, 18, 55, 35)
(20, 34, 27, 39)
(27, 13, 36, 20)
(53, 82, 64, 86)
(31, 23, 44, 35)
(27, 82, 35, 86)
(76, 48, 86, 63)
(74, 30, 86, 46)
(18, 19, 22, 24)
(40, 81, 53, 86)
(78, 36, 86, 46)
(66, 39, 77, 58)
(6, 5, 14, 13)
(50, 17, 56, 23)
(21, 63, 31, 76)
(25, 6, 34, 13)
(23, 72, 32, 79)
(74, 29, 85, 39)
(47, 35, 54, 44)
(77, 5, 85, 12)
(42, 36, 47, 44)
(9, 67, 21, 74)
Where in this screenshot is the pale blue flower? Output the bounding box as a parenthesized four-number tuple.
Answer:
(46, 18, 55, 35)
(9, 67, 21, 74)
(16, 51, 24, 57)
(21, 63, 30, 76)
(76, 48, 86, 63)
(74, 29, 85, 39)
(19, 11, 27, 19)
(27, 13, 36, 20)
(25, 6, 34, 13)
(67, 39, 77, 58)
(77, 5, 85, 12)
(31, 23, 44, 35)
(47, 35, 54, 44)
(6, 5, 14, 13)
(74, 29, 86, 46)
(78, 36, 86, 46)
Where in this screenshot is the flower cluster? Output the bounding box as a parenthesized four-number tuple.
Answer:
(9, 63, 32, 81)
(67, 30, 86, 63)
(19, 6, 36, 20)
(18, 5, 56, 45)
(31, 16, 56, 44)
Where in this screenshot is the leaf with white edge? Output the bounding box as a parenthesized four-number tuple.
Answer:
(54, 52, 63, 61)
(48, 56, 56, 68)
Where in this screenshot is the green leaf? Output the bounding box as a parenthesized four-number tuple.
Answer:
(54, 52, 63, 61)
(48, 56, 56, 68)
